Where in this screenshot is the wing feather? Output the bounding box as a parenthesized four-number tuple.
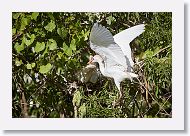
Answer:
(90, 23, 131, 71)
(113, 24, 145, 66)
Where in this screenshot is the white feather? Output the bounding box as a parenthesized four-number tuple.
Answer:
(113, 24, 145, 66)
(90, 23, 132, 71)
(89, 23, 145, 102)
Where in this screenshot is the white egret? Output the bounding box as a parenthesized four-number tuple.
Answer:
(88, 23, 145, 104)
(77, 63, 100, 84)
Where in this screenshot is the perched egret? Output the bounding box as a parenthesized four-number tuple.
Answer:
(77, 63, 100, 84)
(77, 56, 101, 92)
(88, 23, 145, 104)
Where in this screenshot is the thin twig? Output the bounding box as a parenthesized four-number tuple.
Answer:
(155, 95, 172, 116)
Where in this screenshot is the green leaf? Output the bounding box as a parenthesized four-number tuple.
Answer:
(34, 28, 46, 37)
(31, 63, 36, 68)
(31, 12, 39, 20)
(13, 13, 21, 19)
(72, 91, 82, 107)
(26, 63, 35, 69)
(20, 17, 30, 30)
(62, 42, 68, 51)
(84, 30, 90, 41)
(12, 28, 16, 35)
(47, 39, 57, 50)
(153, 47, 160, 56)
(79, 103, 86, 118)
(66, 48, 72, 56)
(14, 42, 25, 53)
(26, 64, 32, 69)
(47, 13, 55, 21)
(34, 42, 45, 53)
(15, 58, 23, 66)
(57, 27, 68, 39)
(23, 34, 35, 46)
(57, 52, 63, 59)
(106, 16, 116, 25)
(63, 42, 72, 56)
(155, 86, 159, 98)
(142, 50, 154, 59)
(70, 39, 76, 51)
(44, 21, 56, 32)
(41, 46, 48, 58)
(39, 63, 52, 74)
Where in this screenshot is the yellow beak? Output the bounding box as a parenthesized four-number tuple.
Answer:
(87, 59, 93, 64)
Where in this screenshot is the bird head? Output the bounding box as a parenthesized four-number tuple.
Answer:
(87, 55, 103, 64)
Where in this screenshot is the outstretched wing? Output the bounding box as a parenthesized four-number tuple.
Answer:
(90, 23, 131, 71)
(113, 24, 145, 66)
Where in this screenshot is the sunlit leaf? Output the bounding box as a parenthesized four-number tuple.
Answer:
(34, 42, 45, 53)
(62, 42, 68, 51)
(41, 45, 48, 57)
(14, 42, 25, 53)
(57, 27, 68, 39)
(31, 62, 36, 68)
(44, 20, 56, 32)
(20, 17, 30, 30)
(66, 47, 72, 56)
(47, 39, 57, 50)
(70, 39, 76, 51)
(12, 28, 16, 35)
(63, 42, 72, 56)
(84, 30, 90, 41)
(23, 34, 35, 46)
(72, 91, 82, 107)
(13, 13, 21, 19)
(79, 103, 86, 118)
(26, 63, 35, 69)
(106, 16, 116, 25)
(155, 86, 159, 98)
(26, 64, 32, 69)
(39, 63, 52, 74)
(57, 52, 63, 59)
(31, 12, 39, 20)
(15, 58, 23, 66)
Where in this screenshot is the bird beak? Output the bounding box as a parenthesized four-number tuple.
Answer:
(87, 60, 93, 64)
(88, 55, 94, 64)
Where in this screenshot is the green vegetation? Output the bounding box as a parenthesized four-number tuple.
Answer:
(12, 12, 172, 118)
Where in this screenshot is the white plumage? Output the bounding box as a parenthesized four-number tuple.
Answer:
(89, 23, 145, 104)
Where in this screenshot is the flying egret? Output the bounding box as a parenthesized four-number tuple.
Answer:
(88, 23, 145, 105)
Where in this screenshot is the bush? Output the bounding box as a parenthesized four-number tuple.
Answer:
(12, 12, 172, 118)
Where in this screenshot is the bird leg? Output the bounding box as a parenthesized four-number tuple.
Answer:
(112, 81, 124, 107)
(118, 85, 125, 106)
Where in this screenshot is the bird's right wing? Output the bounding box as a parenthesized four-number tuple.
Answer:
(90, 23, 131, 70)
(113, 24, 145, 66)
(114, 24, 145, 46)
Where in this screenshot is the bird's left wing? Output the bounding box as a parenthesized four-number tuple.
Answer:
(90, 23, 131, 70)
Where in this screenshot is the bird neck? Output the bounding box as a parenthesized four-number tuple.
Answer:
(97, 60, 105, 75)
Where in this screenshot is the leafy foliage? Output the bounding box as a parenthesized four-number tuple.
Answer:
(12, 12, 172, 118)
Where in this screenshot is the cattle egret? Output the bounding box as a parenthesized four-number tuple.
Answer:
(88, 23, 145, 105)
(78, 63, 99, 84)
